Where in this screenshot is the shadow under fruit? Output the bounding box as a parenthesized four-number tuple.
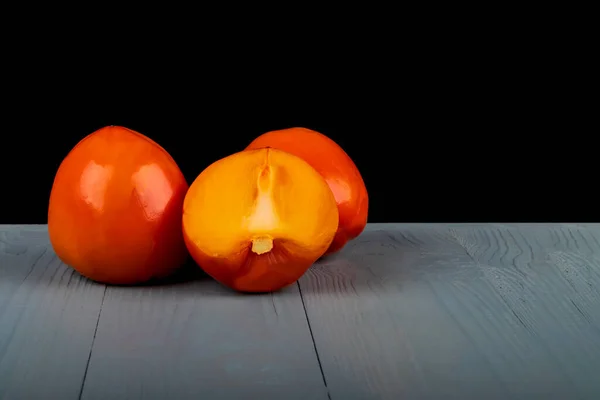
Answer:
(48, 125, 189, 285)
(182, 147, 339, 293)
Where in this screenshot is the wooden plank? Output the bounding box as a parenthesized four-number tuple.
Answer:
(80, 267, 328, 399)
(0, 225, 106, 399)
(299, 223, 600, 400)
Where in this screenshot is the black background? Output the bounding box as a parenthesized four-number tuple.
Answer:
(0, 27, 591, 224)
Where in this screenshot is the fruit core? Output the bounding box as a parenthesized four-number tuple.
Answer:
(246, 158, 278, 255)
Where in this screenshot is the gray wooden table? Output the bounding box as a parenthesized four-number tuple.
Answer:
(1, 223, 600, 400)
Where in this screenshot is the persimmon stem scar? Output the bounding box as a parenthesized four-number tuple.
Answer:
(251, 236, 273, 255)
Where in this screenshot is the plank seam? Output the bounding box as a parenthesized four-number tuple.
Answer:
(78, 284, 107, 400)
(297, 281, 331, 400)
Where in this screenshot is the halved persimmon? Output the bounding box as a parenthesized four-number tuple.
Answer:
(246, 127, 369, 255)
(182, 147, 339, 293)
(48, 125, 189, 285)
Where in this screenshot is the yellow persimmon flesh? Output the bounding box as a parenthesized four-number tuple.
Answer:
(182, 147, 339, 293)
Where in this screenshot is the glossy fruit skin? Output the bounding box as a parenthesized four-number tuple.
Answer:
(183, 147, 339, 293)
(48, 125, 189, 285)
(245, 127, 369, 254)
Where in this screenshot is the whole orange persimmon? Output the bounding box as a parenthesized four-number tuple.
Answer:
(48, 125, 189, 285)
(182, 147, 339, 293)
(245, 127, 369, 255)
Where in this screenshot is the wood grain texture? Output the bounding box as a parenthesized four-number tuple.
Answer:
(3, 223, 600, 400)
(79, 270, 328, 400)
(299, 223, 600, 400)
(0, 225, 106, 399)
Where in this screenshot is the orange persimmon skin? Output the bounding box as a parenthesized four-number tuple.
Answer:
(182, 148, 339, 293)
(245, 127, 369, 254)
(48, 125, 189, 285)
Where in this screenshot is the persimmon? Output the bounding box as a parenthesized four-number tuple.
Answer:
(182, 147, 339, 293)
(245, 127, 368, 255)
(48, 125, 189, 285)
